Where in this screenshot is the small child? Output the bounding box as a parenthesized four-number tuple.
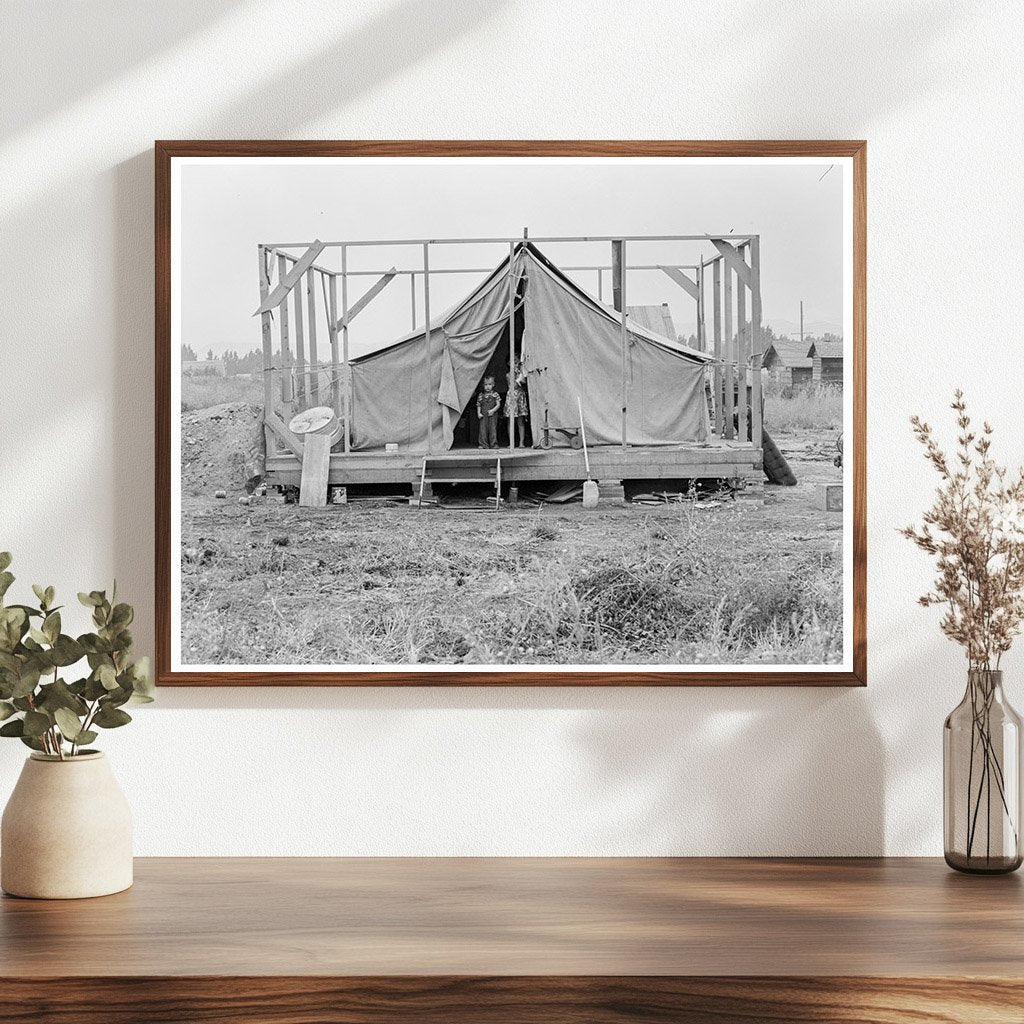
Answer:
(476, 376, 503, 449)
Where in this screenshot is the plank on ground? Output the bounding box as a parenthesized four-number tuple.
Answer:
(298, 433, 332, 507)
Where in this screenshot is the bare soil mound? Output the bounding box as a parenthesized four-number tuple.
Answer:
(181, 402, 264, 496)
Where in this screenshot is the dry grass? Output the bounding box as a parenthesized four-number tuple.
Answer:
(180, 499, 842, 667)
(763, 382, 842, 432)
(181, 374, 261, 412)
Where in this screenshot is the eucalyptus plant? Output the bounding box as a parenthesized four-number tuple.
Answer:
(0, 552, 153, 759)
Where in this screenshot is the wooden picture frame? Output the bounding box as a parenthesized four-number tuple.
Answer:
(156, 140, 866, 686)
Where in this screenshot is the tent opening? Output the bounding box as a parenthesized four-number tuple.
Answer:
(450, 264, 531, 449)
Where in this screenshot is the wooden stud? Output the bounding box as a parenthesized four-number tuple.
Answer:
(423, 242, 433, 453)
(596, 268, 603, 303)
(277, 254, 293, 410)
(723, 258, 735, 440)
(258, 248, 274, 422)
(341, 248, 351, 454)
(612, 240, 627, 448)
(749, 236, 763, 452)
(306, 270, 319, 406)
(712, 258, 723, 437)
(293, 256, 306, 410)
(508, 241, 516, 450)
(328, 274, 341, 419)
(736, 246, 748, 444)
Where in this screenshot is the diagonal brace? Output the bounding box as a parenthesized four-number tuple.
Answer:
(254, 241, 326, 315)
(710, 238, 752, 290)
(335, 268, 398, 330)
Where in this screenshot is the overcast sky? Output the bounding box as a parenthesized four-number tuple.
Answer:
(179, 158, 846, 360)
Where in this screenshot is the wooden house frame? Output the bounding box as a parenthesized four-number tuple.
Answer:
(255, 232, 768, 501)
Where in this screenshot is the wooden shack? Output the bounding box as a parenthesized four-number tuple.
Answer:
(807, 338, 843, 386)
(762, 337, 813, 388)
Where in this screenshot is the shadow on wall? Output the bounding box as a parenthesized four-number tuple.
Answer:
(100, 0, 507, 656)
(148, 682, 886, 856)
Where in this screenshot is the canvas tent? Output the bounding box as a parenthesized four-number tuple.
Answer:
(348, 242, 710, 452)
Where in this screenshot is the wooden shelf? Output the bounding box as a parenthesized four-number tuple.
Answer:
(2, 857, 1022, 1022)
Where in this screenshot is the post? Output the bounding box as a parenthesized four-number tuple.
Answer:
(723, 258, 735, 440)
(612, 240, 627, 448)
(293, 255, 306, 410)
(736, 245, 748, 444)
(277, 254, 294, 410)
(423, 242, 433, 453)
(341, 246, 351, 454)
(328, 274, 341, 419)
(597, 269, 603, 303)
(305, 269, 319, 405)
(258, 247, 274, 420)
(695, 262, 704, 353)
(712, 258, 723, 437)
(410, 273, 417, 330)
(750, 236, 763, 453)
(508, 240, 516, 450)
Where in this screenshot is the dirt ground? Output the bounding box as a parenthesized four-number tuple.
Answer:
(178, 427, 844, 667)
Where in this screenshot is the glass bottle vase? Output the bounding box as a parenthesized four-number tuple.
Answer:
(944, 669, 1023, 873)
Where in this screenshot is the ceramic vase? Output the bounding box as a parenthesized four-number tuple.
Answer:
(1, 751, 133, 898)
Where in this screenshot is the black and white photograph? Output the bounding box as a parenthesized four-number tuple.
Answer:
(166, 150, 858, 680)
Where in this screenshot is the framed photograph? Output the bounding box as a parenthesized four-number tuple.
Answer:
(156, 141, 865, 686)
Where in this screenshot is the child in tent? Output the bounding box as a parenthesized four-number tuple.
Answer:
(476, 376, 503, 449)
(504, 358, 529, 447)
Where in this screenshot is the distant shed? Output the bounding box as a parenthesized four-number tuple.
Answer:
(762, 337, 812, 387)
(626, 303, 678, 344)
(807, 339, 843, 386)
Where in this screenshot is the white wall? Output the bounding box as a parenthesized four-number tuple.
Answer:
(1, 0, 1022, 856)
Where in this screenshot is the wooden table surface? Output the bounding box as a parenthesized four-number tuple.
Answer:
(2, 857, 1023, 1023)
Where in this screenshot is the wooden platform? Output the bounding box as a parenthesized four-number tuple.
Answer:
(1, 858, 1020, 1023)
(267, 440, 763, 490)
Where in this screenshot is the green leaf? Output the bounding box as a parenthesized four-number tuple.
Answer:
(0, 700, 15, 721)
(78, 592, 100, 608)
(0, 571, 14, 601)
(32, 584, 49, 608)
(28, 627, 49, 646)
(44, 586, 55, 608)
(19, 734, 45, 752)
(110, 603, 134, 629)
(0, 552, 11, 573)
(82, 635, 112, 656)
(49, 635, 85, 667)
(22, 710, 51, 738)
(93, 705, 132, 729)
(74, 730, 98, 747)
(127, 656, 155, 703)
(0, 718, 24, 737)
(98, 663, 118, 690)
(54, 707, 85, 742)
(36, 678, 88, 716)
(11, 665, 41, 699)
(42, 611, 60, 644)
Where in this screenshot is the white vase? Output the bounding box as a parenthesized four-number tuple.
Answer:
(1, 751, 133, 899)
